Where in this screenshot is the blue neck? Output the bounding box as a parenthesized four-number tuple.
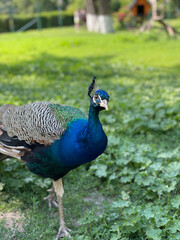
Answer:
(84, 102, 106, 149)
(87, 103, 101, 132)
(76, 102, 103, 143)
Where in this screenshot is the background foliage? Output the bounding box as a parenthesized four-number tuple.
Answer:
(0, 11, 74, 33)
(0, 0, 179, 33)
(0, 20, 180, 239)
(0, 0, 179, 14)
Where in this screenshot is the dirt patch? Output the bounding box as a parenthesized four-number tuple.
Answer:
(0, 211, 24, 232)
(84, 192, 105, 208)
(83, 192, 106, 217)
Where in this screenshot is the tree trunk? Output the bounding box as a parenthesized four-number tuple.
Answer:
(86, 0, 114, 34)
(150, 0, 157, 18)
(86, 0, 97, 32)
(97, 0, 113, 33)
(97, 0, 111, 15)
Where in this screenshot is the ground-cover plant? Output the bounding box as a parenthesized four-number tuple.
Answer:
(0, 21, 180, 239)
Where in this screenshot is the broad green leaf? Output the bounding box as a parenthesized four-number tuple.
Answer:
(165, 220, 180, 234)
(146, 227, 162, 240)
(143, 207, 154, 220)
(91, 164, 107, 178)
(171, 196, 180, 209)
(155, 217, 170, 227)
(112, 200, 130, 208)
(0, 183, 5, 191)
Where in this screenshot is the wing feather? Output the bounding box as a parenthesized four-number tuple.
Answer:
(0, 102, 86, 145)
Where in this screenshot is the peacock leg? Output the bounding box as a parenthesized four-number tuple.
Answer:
(43, 185, 58, 209)
(53, 178, 71, 239)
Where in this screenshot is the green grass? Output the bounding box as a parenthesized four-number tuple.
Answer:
(0, 21, 180, 240)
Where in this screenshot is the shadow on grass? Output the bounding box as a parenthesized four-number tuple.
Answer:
(0, 52, 179, 104)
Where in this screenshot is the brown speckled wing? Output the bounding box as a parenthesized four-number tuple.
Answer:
(1, 102, 64, 145)
(0, 102, 86, 146)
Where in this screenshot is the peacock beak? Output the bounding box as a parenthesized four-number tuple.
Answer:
(100, 99, 108, 110)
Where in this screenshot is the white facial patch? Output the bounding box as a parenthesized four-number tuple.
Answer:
(92, 95, 108, 110)
(93, 94, 102, 104)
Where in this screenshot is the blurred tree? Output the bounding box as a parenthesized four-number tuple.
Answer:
(67, 0, 85, 12)
(86, 0, 97, 31)
(119, 0, 131, 8)
(111, 0, 121, 11)
(0, 0, 179, 18)
(140, 0, 176, 36)
(173, 0, 180, 8)
(13, 0, 35, 13)
(86, 0, 114, 33)
(0, 0, 69, 14)
(0, 0, 11, 14)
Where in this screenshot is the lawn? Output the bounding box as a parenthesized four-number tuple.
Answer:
(0, 21, 180, 240)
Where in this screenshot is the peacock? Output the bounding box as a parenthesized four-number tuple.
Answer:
(0, 77, 109, 239)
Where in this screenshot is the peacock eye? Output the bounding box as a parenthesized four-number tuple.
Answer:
(94, 95, 99, 100)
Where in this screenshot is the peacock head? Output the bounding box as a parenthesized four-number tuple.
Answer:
(88, 76, 110, 111)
